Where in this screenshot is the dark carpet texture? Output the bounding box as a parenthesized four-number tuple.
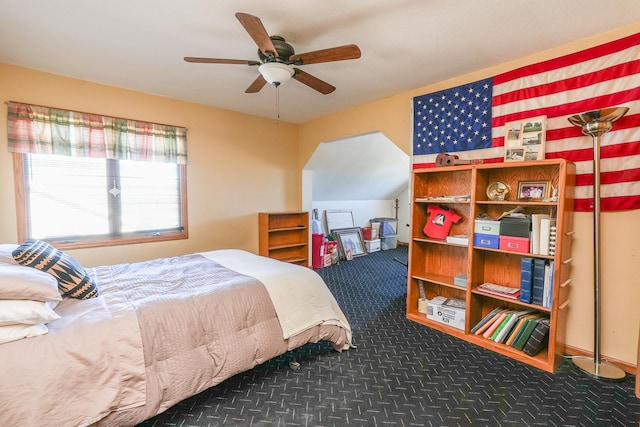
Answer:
(140, 246, 639, 427)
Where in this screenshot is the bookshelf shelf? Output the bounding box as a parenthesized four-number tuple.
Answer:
(411, 272, 461, 289)
(471, 290, 553, 313)
(406, 159, 575, 373)
(259, 212, 309, 267)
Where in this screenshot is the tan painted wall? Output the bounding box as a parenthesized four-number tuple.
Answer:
(1, 23, 638, 366)
(298, 23, 640, 366)
(0, 64, 299, 266)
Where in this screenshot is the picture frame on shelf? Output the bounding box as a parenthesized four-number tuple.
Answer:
(517, 180, 550, 200)
(333, 227, 367, 260)
(504, 115, 547, 161)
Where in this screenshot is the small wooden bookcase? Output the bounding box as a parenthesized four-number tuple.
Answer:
(406, 159, 575, 373)
(259, 211, 309, 266)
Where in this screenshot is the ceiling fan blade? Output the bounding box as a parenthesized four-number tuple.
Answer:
(292, 68, 335, 94)
(245, 75, 268, 93)
(184, 57, 261, 66)
(290, 44, 361, 65)
(235, 12, 278, 58)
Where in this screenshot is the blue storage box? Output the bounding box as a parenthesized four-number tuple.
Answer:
(474, 233, 500, 249)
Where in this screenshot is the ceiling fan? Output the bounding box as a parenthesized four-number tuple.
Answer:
(184, 12, 361, 94)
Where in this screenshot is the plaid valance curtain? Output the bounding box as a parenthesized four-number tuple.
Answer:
(7, 101, 188, 164)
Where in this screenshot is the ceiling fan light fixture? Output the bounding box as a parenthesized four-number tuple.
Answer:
(259, 62, 294, 85)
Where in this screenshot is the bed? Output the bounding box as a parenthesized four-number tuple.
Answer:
(0, 247, 352, 427)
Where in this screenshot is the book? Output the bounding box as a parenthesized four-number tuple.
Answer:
(512, 318, 541, 350)
(474, 309, 508, 335)
(483, 311, 508, 338)
(523, 319, 551, 356)
(490, 312, 514, 341)
(454, 274, 468, 288)
(520, 257, 534, 304)
(505, 313, 540, 346)
(543, 260, 555, 308)
(478, 282, 520, 299)
(446, 235, 469, 245)
(531, 214, 550, 254)
(531, 259, 546, 306)
(542, 261, 551, 307)
(495, 309, 535, 343)
(470, 307, 503, 334)
(539, 218, 556, 255)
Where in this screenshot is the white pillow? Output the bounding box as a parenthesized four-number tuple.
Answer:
(0, 263, 62, 302)
(0, 323, 49, 344)
(0, 300, 61, 326)
(0, 244, 19, 265)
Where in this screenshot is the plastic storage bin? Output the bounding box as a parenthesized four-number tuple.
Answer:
(381, 235, 398, 250)
(371, 218, 398, 237)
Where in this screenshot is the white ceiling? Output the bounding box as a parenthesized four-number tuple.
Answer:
(1, 1, 640, 123)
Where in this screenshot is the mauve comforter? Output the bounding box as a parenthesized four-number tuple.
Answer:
(0, 250, 351, 427)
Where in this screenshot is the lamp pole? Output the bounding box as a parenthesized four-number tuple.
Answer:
(567, 106, 628, 381)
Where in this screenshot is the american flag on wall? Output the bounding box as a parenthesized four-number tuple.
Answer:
(412, 32, 640, 211)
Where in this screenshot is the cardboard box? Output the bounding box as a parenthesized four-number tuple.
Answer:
(365, 239, 381, 253)
(427, 296, 466, 330)
(499, 235, 530, 253)
(426, 296, 448, 321)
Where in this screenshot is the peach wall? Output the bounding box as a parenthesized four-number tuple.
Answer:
(298, 23, 640, 366)
(1, 23, 639, 367)
(0, 64, 299, 266)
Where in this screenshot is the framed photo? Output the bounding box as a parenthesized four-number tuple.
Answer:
(517, 180, 550, 200)
(504, 115, 546, 161)
(325, 209, 355, 232)
(333, 227, 367, 260)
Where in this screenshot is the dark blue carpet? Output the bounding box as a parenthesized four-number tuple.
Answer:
(140, 246, 639, 426)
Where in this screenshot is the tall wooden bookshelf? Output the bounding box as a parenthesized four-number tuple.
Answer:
(406, 159, 575, 373)
(259, 211, 309, 266)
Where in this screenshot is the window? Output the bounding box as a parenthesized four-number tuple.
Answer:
(14, 154, 187, 248)
(8, 102, 188, 249)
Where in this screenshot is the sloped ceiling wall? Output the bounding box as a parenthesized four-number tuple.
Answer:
(304, 132, 409, 201)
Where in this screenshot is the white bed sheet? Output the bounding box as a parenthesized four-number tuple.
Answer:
(201, 249, 352, 347)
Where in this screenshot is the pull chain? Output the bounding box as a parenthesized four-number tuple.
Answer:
(275, 83, 281, 119)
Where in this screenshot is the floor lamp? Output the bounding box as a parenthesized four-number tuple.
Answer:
(567, 106, 628, 381)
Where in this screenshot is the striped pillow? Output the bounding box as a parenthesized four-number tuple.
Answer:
(12, 239, 99, 300)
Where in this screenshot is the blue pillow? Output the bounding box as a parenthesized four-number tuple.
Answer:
(12, 239, 99, 300)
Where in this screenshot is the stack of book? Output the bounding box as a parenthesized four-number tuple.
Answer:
(530, 215, 557, 255)
(477, 282, 520, 300)
(471, 307, 550, 355)
(446, 235, 469, 245)
(454, 274, 467, 288)
(519, 257, 554, 307)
